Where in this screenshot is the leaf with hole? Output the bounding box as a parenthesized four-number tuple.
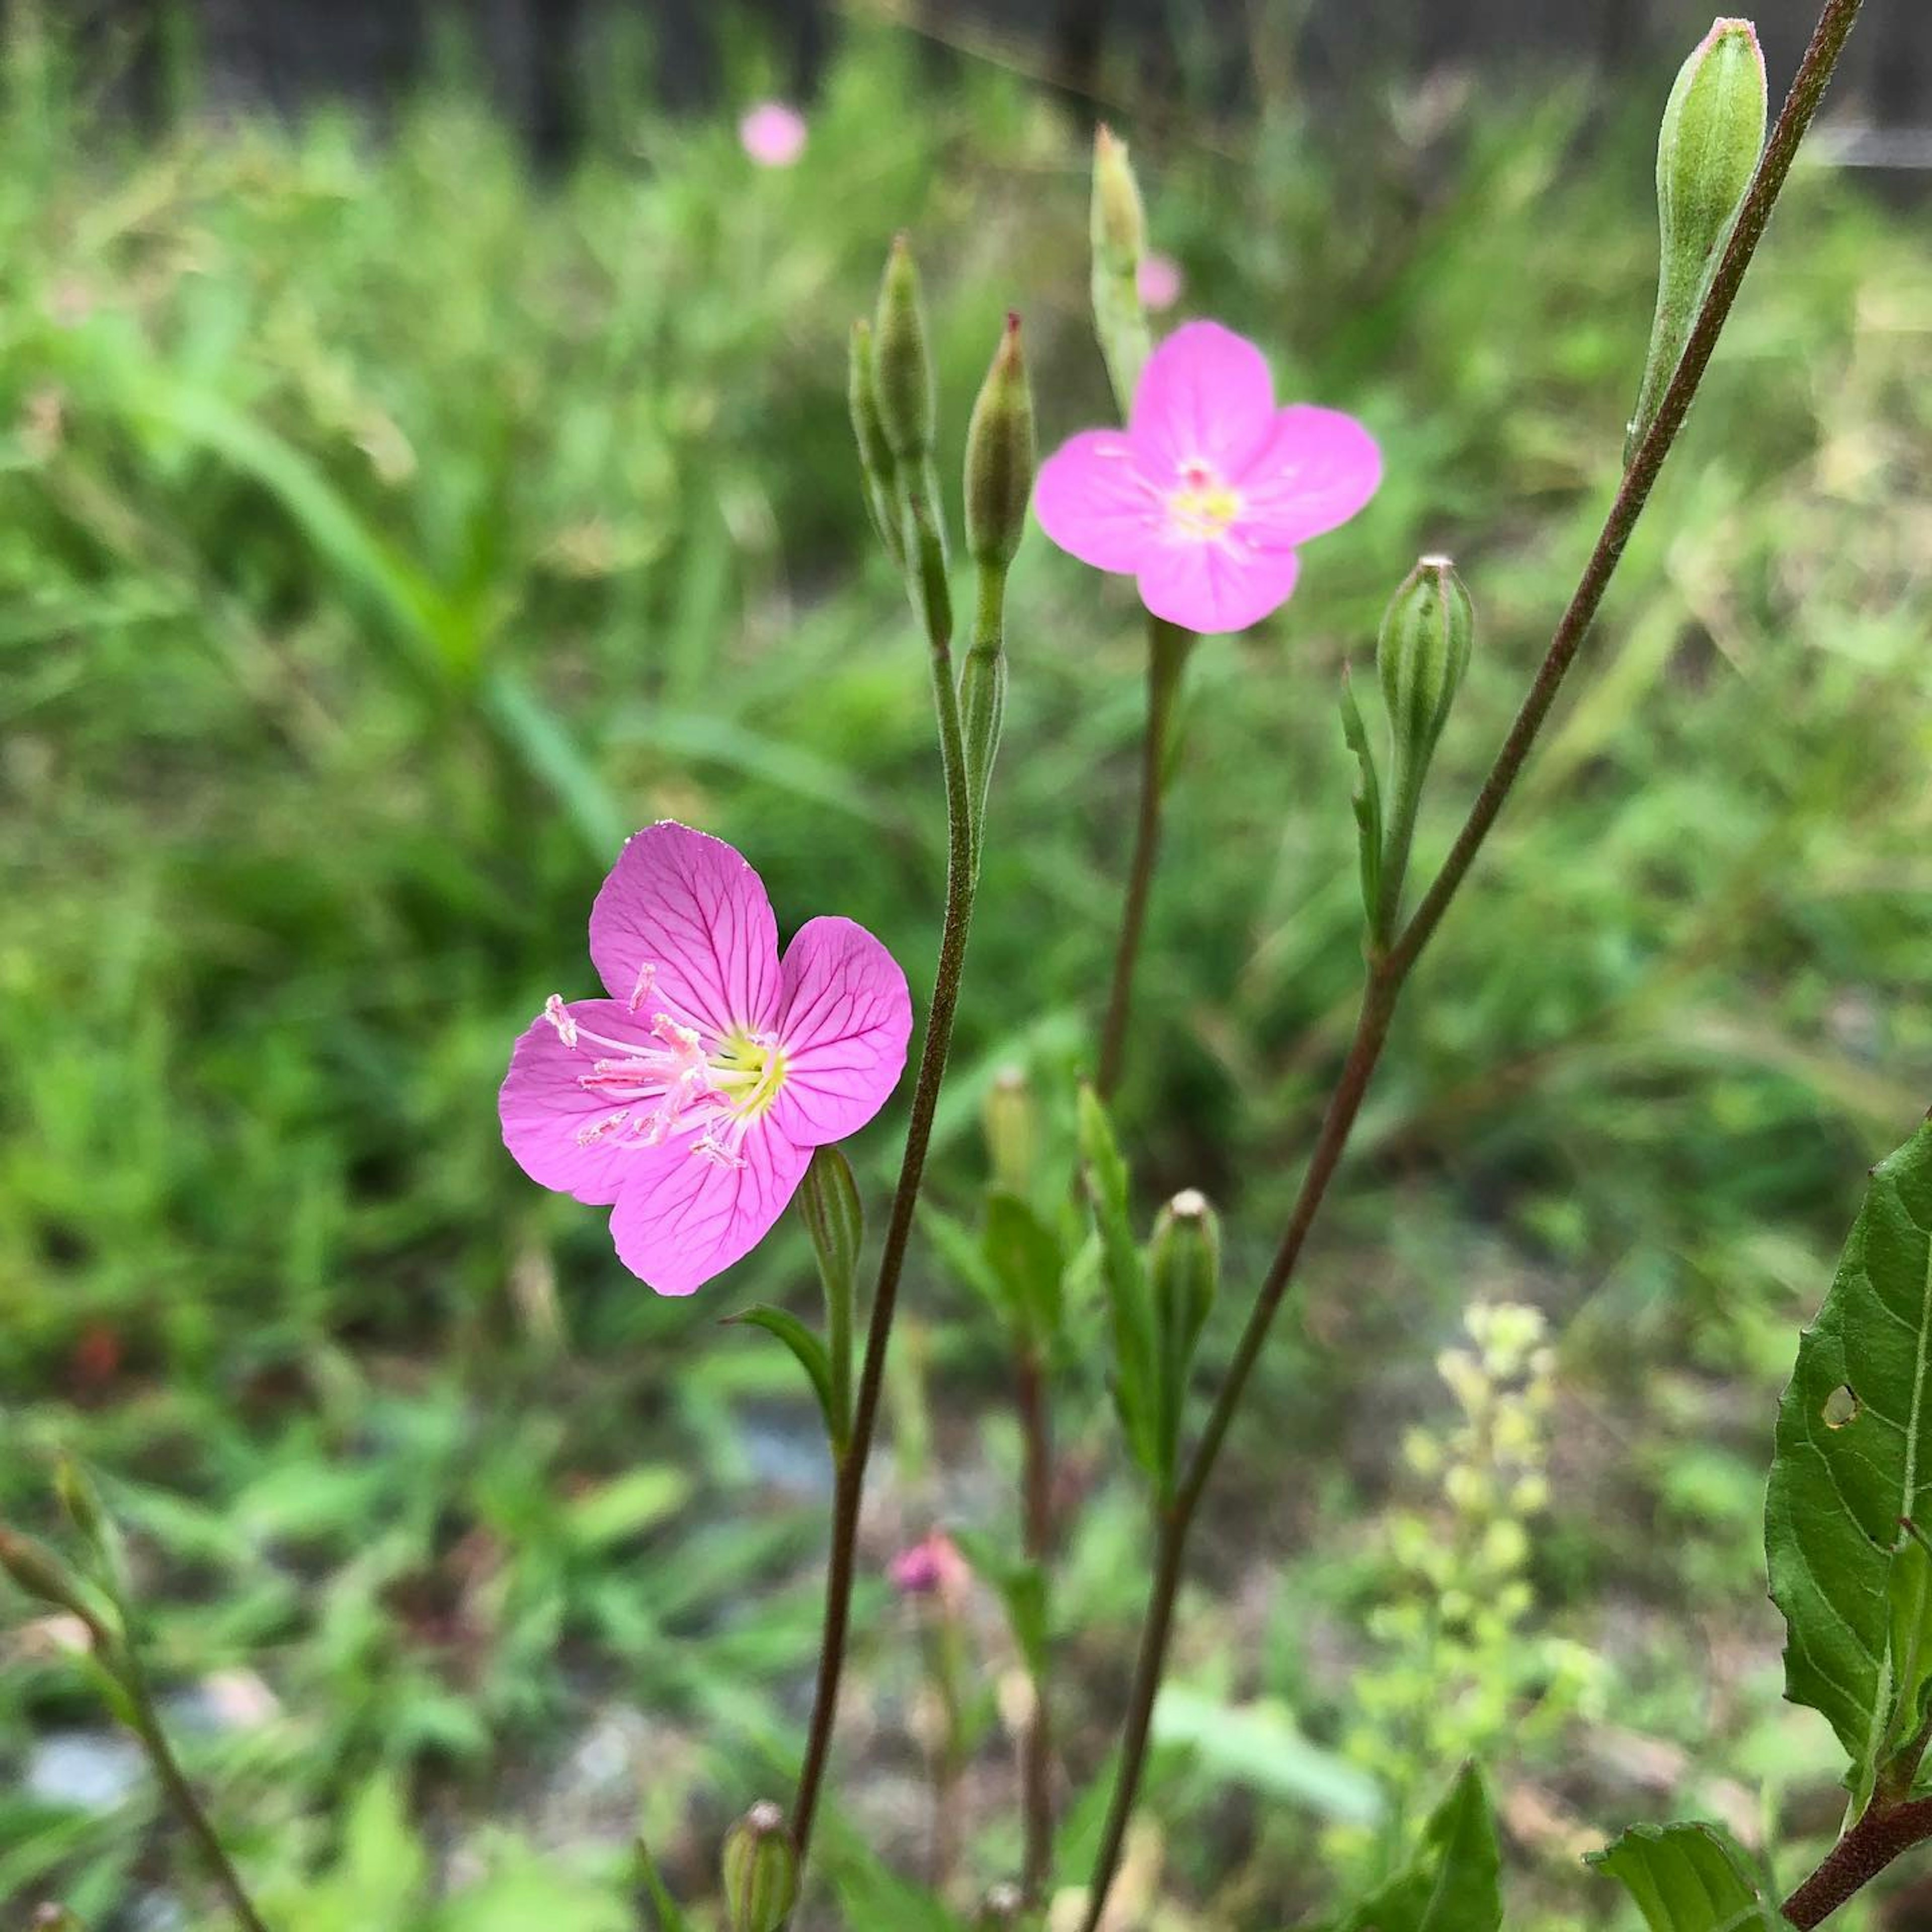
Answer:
(1587, 1821, 1780, 1930)
(1765, 1117, 1932, 1803)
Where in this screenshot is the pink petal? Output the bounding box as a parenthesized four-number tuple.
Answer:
(1231, 405, 1383, 545)
(500, 998, 659, 1206)
(609, 1130, 810, 1296)
(1033, 428, 1163, 575)
(589, 822, 782, 1041)
(1137, 535, 1301, 635)
(1130, 320, 1278, 475)
(770, 916, 913, 1148)
(740, 101, 808, 168)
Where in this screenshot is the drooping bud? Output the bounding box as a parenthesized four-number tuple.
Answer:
(964, 314, 1035, 572)
(1626, 19, 1767, 462)
(982, 1066, 1038, 1199)
(1377, 555, 1475, 794)
(873, 235, 936, 464)
(719, 1801, 798, 1932)
(1089, 125, 1153, 415)
(974, 1881, 1026, 1928)
(1150, 1189, 1220, 1482)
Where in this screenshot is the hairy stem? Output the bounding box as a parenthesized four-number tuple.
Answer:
(1078, 6, 1866, 1923)
(1015, 1347, 1057, 1901)
(1783, 1796, 1932, 1927)
(1096, 617, 1192, 1100)
(790, 597, 984, 1874)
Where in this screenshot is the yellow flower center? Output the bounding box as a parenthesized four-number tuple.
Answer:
(709, 1030, 788, 1122)
(1165, 459, 1243, 542)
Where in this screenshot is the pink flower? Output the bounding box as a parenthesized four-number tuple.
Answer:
(890, 1531, 971, 1603)
(1136, 250, 1184, 313)
(1034, 319, 1382, 635)
(499, 822, 911, 1296)
(739, 101, 808, 169)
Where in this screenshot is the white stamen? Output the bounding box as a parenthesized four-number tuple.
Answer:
(542, 995, 579, 1048)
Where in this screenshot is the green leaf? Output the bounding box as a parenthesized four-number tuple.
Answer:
(1077, 1086, 1159, 1481)
(1340, 665, 1385, 942)
(920, 1200, 1012, 1320)
(1152, 1687, 1382, 1827)
(1587, 1821, 1779, 1930)
(634, 1835, 692, 1932)
(951, 1528, 1050, 1681)
(983, 1187, 1064, 1344)
(1339, 1763, 1501, 1932)
(797, 1147, 864, 1446)
(724, 1306, 841, 1455)
(1765, 1117, 1932, 1802)
(562, 1467, 692, 1552)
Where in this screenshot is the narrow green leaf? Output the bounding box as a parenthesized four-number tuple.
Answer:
(1152, 1687, 1382, 1827)
(983, 1188, 1064, 1345)
(1340, 666, 1384, 943)
(1587, 1821, 1779, 1930)
(1339, 1763, 1501, 1932)
(919, 1201, 1012, 1323)
(797, 1147, 864, 1445)
(951, 1528, 1050, 1682)
(1765, 1117, 1932, 1802)
(1077, 1087, 1159, 1481)
(562, 1467, 691, 1552)
(633, 1834, 692, 1932)
(725, 1305, 840, 1454)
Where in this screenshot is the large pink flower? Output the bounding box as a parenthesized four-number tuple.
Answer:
(1034, 319, 1382, 635)
(500, 823, 911, 1296)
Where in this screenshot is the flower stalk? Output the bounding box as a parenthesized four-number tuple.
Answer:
(1076, 5, 1868, 1922)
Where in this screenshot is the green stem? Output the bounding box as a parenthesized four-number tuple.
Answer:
(1015, 1346, 1056, 1902)
(1096, 616, 1191, 1101)
(789, 554, 985, 1879)
(1077, 6, 1865, 1922)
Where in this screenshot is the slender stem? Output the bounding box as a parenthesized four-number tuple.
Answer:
(1078, 9, 1865, 1925)
(789, 583, 984, 1873)
(1096, 617, 1192, 1101)
(1015, 1347, 1056, 1901)
(115, 1638, 269, 1932)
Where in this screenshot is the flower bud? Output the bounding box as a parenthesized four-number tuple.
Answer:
(1089, 126, 1152, 414)
(720, 1801, 798, 1932)
(0, 1526, 93, 1623)
(1150, 1189, 1220, 1481)
(873, 235, 935, 464)
(1378, 556, 1475, 795)
(982, 1066, 1038, 1199)
(974, 1881, 1025, 1927)
(1627, 19, 1766, 462)
(964, 313, 1035, 572)
(848, 318, 901, 558)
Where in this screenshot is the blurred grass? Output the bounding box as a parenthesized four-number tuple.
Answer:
(1, 10, 1930, 1928)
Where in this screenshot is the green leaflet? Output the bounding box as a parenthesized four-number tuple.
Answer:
(1765, 1117, 1932, 1802)
(1337, 1763, 1501, 1932)
(1587, 1821, 1779, 1930)
(1077, 1087, 1160, 1482)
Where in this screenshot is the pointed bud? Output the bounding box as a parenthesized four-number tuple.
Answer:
(0, 1526, 93, 1623)
(964, 314, 1035, 572)
(54, 1458, 105, 1546)
(1627, 19, 1766, 461)
(974, 1881, 1026, 1928)
(1377, 556, 1474, 790)
(1089, 126, 1153, 414)
(1150, 1188, 1219, 1486)
(720, 1802, 798, 1932)
(983, 1066, 1038, 1199)
(873, 235, 935, 464)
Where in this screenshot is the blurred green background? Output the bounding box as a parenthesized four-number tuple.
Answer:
(2, 5, 1930, 1928)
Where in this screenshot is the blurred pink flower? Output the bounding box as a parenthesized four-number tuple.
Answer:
(890, 1531, 972, 1602)
(739, 101, 808, 168)
(1034, 319, 1381, 634)
(500, 822, 910, 1295)
(1137, 250, 1184, 312)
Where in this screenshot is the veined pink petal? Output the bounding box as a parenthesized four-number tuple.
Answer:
(1130, 320, 1278, 474)
(609, 1129, 810, 1296)
(1033, 428, 1162, 574)
(499, 998, 659, 1206)
(589, 822, 782, 1040)
(1137, 534, 1301, 635)
(770, 916, 913, 1148)
(1231, 406, 1383, 546)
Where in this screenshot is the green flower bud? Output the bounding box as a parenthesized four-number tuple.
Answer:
(720, 1801, 798, 1932)
(54, 1458, 105, 1547)
(964, 313, 1035, 572)
(848, 318, 902, 562)
(1089, 125, 1153, 415)
(0, 1526, 93, 1623)
(873, 235, 935, 464)
(1627, 19, 1766, 463)
(1150, 1189, 1220, 1482)
(982, 1066, 1038, 1199)
(1378, 556, 1475, 791)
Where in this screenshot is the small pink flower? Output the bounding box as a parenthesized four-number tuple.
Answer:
(1034, 319, 1382, 635)
(739, 101, 808, 169)
(1136, 250, 1184, 313)
(890, 1531, 971, 1603)
(500, 822, 911, 1296)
